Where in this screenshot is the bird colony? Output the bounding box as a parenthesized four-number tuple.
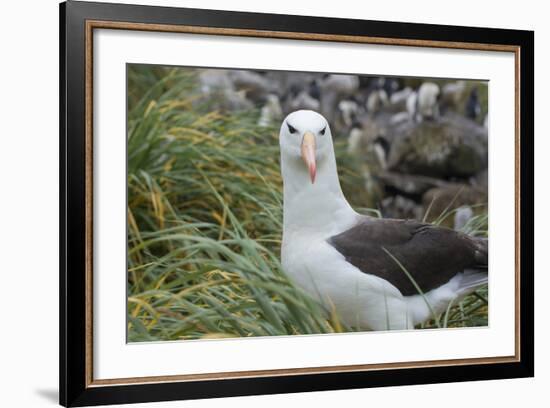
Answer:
(198, 68, 488, 228)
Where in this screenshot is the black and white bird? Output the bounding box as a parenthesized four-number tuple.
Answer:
(280, 110, 488, 331)
(465, 87, 482, 120)
(406, 82, 441, 122)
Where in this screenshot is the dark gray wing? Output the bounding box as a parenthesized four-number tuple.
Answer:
(328, 218, 488, 296)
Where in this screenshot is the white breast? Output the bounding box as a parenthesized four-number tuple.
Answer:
(281, 224, 417, 331)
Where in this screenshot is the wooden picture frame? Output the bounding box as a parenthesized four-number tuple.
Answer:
(60, 1, 534, 406)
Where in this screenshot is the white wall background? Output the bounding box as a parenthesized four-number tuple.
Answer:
(0, 0, 545, 407)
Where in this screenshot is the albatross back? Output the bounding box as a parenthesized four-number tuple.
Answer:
(328, 217, 488, 296)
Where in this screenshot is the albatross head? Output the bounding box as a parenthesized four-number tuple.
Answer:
(279, 110, 333, 184)
(279, 110, 355, 231)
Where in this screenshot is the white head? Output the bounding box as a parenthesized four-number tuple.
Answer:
(279, 110, 334, 185)
(279, 110, 356, 233)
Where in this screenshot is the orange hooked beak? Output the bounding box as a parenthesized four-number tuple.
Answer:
(301, 131, 316, 184)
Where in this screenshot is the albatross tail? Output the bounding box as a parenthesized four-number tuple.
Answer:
(456, 236, 488, 298)
(455, 270, 488, 297)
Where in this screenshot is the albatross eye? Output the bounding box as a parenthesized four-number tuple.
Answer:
(319, 126, 326, 136)
(287, 123, 297, 134)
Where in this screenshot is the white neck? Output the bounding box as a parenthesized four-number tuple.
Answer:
(281, 144, 357, 235)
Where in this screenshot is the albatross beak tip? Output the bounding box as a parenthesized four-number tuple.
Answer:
(309, 164, 316, 184)
(301, 131, 317, 184)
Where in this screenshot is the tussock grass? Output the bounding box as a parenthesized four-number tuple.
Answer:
(127, 65, 488, 341)
(127, 65, 347, 341)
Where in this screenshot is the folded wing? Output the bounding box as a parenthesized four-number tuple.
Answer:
(328, 218, 488, 296)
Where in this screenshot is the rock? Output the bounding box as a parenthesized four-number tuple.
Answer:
(376, 171, 454, 196)
(199, 69, 234, 93)
(229, 70, 276, 103)
(380, 195, 424, 220)
(321, 74, 360, 95)
(196, 69, 256, 112)
(194, 88, 253, 112)
(286, 91, 320, 113)
(219, 90, 254, 112)
(473, 169, 488, 189)
(386, 112, 488, 178)
(389, 111, 411, 126)
(422, 184, 487, 223)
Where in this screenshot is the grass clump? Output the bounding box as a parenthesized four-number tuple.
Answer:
(127, 65, 350, 341)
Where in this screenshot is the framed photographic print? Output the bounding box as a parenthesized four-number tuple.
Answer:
(59, 1, 534, 406)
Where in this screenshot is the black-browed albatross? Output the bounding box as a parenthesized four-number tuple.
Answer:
(279, 110, 487, 331)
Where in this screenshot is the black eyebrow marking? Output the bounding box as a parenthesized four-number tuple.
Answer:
(287, 122, 297, 134)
